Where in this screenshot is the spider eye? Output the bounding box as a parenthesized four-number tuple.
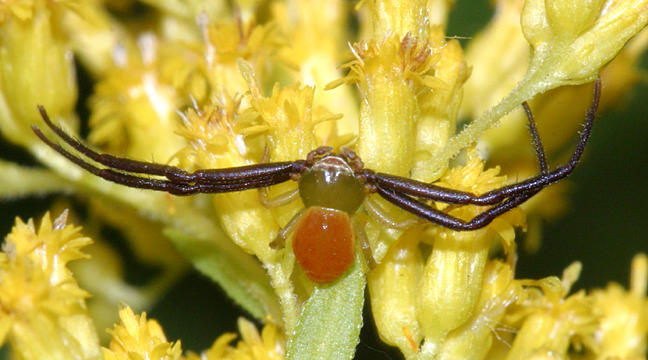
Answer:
(298, 156, 365, 213)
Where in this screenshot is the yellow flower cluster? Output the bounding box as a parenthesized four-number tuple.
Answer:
(0, 211, 645, 359)
(0, 211, 284, 360)
(0, 0, 646, 359)
(0, 211, 99, 359)
(185, 318, 284, 360)
(103, 307, 183, 360)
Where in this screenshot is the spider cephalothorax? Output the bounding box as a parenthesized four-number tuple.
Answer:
(32, 78, 601, 283)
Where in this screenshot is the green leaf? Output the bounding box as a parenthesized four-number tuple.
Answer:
(286, 254, 366, 360)
(163, 227, 282, 322)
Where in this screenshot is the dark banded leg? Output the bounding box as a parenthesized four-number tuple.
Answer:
(32, 125, 297, 195)
(34, 106, 304, 186)
(369, 77, 601, 207)
(375, 185, 539, 231)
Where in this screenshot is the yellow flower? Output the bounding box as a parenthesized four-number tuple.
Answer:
(369, 152, 525, 358)
(429, 0, 648, 174)
(202, 18, 281, 93)
(0, 0, 77, 145)
(505, 263, 600, 359)
(522, 0, 648, 84)
(588, 254, 648, 358)
(88, 34, 187, 161)
(186, 318, 284, 360)
(273, 0, 359, 139)
(335, 33, 448, 177)
(174, 95, 280, 262)
(439, 260, 519, 359)
(0, 0, 646, 359)
(103, 306, 182, 360)
(0, 211, 100, 360)
(462, 0, 648, 228)
(0, 0, 35, 22)
(104, 309, 285, 360)
(241, 64, 321, 161)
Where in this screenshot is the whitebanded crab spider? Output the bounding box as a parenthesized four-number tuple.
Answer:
(32, 78, 600, 283)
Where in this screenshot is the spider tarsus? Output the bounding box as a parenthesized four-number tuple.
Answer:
(522, 100, 549, 175)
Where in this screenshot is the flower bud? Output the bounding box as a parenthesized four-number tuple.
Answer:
(368, 228, 424, 357)
(522, 0, 648, 84)
(0, 5, 77, 145)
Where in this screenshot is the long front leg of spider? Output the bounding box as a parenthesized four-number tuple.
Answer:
(32, 108, 305, 194)
(370, 77, 601, 230)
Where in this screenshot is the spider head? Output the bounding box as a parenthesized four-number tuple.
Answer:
(298, 155, 365, 214)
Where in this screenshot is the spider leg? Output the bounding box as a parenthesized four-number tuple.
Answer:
(370, 77, 601, 206)
(258, 187, 300, 208)
(36, 106, 191, 179)
(35, 106, 304, 185)
(33, 125, 295, 195)
(269, 208, 305, 249)
(475, 76, 600, 202)
(364, 196, 419, 229)
(375, 184, 538, 231)
(522, 101, 549, 175)
(352, 215, 377, 269)
(370, 173, 486, 204)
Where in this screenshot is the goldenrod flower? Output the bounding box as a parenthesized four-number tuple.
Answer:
(369, 152, 525, 358)
(0, 0, 77, 145)
(0, 0, 646, 359)
(186, 318, 284, 360)
(430, 0, 648, 173)
(504, 263, 599, 359)
(102, 307, 182, 360)
(103, 307, 285, 360)
(0, 211, 100, 360)
(462, 0, 648, 229)
(588, 254, 648, 358)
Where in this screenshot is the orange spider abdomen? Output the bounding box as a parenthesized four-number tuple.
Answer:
(292, 206, 355, 284)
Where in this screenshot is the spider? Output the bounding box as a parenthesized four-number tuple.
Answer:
(32, 78, 600, 283)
